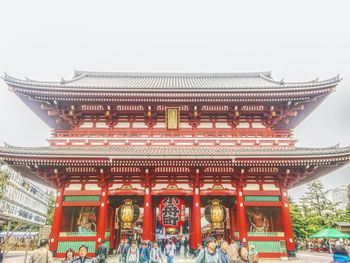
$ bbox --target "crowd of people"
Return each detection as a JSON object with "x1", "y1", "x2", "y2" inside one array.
[
  {"x1": 26, "y1": 236, "x2": 260, "y2": 263},
  {"x1": 195, "y1": 237, "x2": 258, "y2": 263},
  {"x1": 21, "y1": 235, "x2": 350, "y2": 263},
  {"x1": 295, "y1": 238, "x2": 350, "y2": 254}
]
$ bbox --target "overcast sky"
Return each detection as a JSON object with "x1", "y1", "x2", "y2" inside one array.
[{"x1": 0, "y1": 0, "x2": 349, "y2": 201}]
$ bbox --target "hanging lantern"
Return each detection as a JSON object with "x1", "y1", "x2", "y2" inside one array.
[
  {"x1": 165, "y1": 227, "x2": 178, "y2": 235},
  {"x1": 118, "y1": 199, "x2": 140, "y2": 229},
  {"x1": 159, "y1": 197, "x2": 185, "y2": 228},
  {"x1": 204, "y1": 199, "x2": 227, "y2": 229}
]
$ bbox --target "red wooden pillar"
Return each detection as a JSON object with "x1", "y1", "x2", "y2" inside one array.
[
  {"x1": 152, "y1": 206, "x2": 157, "y2": 242},
  {"x1": 229, "y1": 207, "x2": 235, "y2": 242},
  {"x1": 142, "y1": 186, "x2": 153, "y2": 241},
  {"x1": 96, "y1": 184, "x2": 109, "y2": 249},
  {"x1": 49, "y1": 186, "x2": 64, "y2": 252},
  {"x1": 236, "y1": 182, "x2": 248, "y2": 244},
  {"x1": 280, "y1": 184, "x2": 295, "y2": 256},
  {"x1": 191, "y1": 185, "x2": 201, "y2": 249},
  {"x1": 109, "y1": 207, "x2": 116, "y2": 251}
]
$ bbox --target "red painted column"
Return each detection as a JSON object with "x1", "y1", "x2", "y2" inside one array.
[
  {"x1": 191, "y1": 185, "x2": 202, "y2": 249},
  {"x1": 236, "y1": 182, "x2": 248, "y2": 245},
  {"x1": 229, "y1": 207, "x2": 235, "y2": 242},
  {"x1": 49, "y1": 186, "x2": 64, "y2": 252},
  {"x1": 142, "y1": 186, "x2": 153, "y2": 241},
  {"x1": 280, "y1": 184, "x2": 295, "y2": 256},
  {"x1": 96, "y1": 184, "x2": 109, "y2": 249},
  {"x1": 109, "y1": 207, "x2": 116, "y2": 251}
]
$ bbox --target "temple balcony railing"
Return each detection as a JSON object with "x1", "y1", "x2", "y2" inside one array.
[{"x1": 51, "y1": 128, "x2": 294, "y2": 139}]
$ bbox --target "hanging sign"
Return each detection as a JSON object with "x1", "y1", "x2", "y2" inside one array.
[{"x1": 159, "y1": 197, "x2": 185, "y2": 228}]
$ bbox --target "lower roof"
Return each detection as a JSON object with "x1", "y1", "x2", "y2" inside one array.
[
  {"x1": 1, "y1": 144, "x2": 350, "y2": 159},
  {"x1": 1, "y1": 144, "x2": 349, "y2": 189}
]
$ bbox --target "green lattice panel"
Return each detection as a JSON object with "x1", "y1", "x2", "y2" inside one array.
[
  {"x1": 248, "y1": 241, "x2": 287, "y2": 253},
  {"x1": 60, "y1": 232, "x2": 96, "y2": 237},
  {"x1": 64, "y1": 195, "x2": 100, "y2": 202},
  {"x1": 57, "y1": 241, "x2": 96, "y2": 253},
  {"x1": 105, "y1": 232, "x2": 110, "y2": 238},
  {"x1": 248, "y1": 232, "x2": 284, "y2": 237},
  {"x1": 244, "y1": 196, "x2": 280, "y2": 202}
]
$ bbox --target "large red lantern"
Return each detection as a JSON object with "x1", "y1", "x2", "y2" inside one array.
[{"x1": 159, "y1": 197, "x2": 185, "y2": 228}]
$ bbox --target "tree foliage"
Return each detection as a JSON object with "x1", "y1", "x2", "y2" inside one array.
[
  {"x1": 45, "y1": 190, "x2": 56, "y2": 225},
  {"x1": 290, "y1": 180, "x2": 350, "y2": 238}
]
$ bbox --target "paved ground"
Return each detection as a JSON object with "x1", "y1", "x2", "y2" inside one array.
[{"x1": 3, "y1": 251, "x2": 333, "y2": 263}]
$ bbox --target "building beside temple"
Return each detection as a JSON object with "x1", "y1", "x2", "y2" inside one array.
[
  {"x1": 0, "y1": 163, "x2": 48, "y2": 226},
  {"x1": 1, "y1": 70, "x2": 350, "y2": 258}
]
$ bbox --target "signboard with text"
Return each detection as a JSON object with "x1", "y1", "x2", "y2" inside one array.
[{"x1": 159, "y1": 197, "x2": 185, "y2": 228}]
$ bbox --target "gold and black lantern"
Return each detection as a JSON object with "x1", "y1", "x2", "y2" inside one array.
[
  {"x1": 204, "y1": 199, "x2": 227, "y2": 229},
  {"x1": 117, "y1": 199, "x2": 140, "y2": 229}
]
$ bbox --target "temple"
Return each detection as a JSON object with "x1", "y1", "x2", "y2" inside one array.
[{"x1": 1, "y1": 70, "x2": 350, "y2": 258}]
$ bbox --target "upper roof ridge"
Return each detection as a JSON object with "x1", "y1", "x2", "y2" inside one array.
[{"x1": 74, "y1": 70, "x2": 272, "y2": 78}]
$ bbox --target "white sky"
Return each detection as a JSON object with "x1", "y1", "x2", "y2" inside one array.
[{"x1": 0, "y1": 0, "x2": 349, "y2": 200}]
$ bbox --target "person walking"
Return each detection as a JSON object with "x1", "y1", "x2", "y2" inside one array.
[
  {"x1": 62, "y1": 248, "x2": 75, "y2": 263},
  {"x1": 227, "y1": 240, "x2": 239, "y2": 263},
  {"x1": 29, "y1": 238, "x2": 54, "y2": 263},
  {"x1": 218, "y1": 240, "x2": 230, "y2": 263},
  {"x1": 126, "y1": 241, "x2": 139, "y2": 263},
  {"x1": 183, "y1": 237, "x2": 189, "y2": 257},
  {"x1": 139, "y1": 241, "x2": 150, "y2": 263},
  {"x1": 236, "y1": 246, "x2": 251, "y2": 263},
  {"x1": 195, "y1": 237, "x2": 220, "y2": 263},
  {"x1": 72, "y1": 245, "x2": 96, "y2": 263},
  {"x1": 150, "y1": 242, "x2": 162, "y2": 263},
  {"x1": 96, "y1": 240, "x2": 108, "y2": 263},
  {"x1": 165, "y1": 240, "x2": 176, "y2": 263},
  {"x1": 117, "y1": 240, "x2": 126, "y2": 262},
  {"x1": 121, "y1": 240, "x2": 131, "y2": 263}
]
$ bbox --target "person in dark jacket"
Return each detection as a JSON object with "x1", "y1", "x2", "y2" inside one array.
[
  {"x1": 218, "y1": 240, "x2": 230, "y2": 263},
  {"x1": 96, "y1": 240, "x2": 108, "y2": 263},
  {"x1": 139, "y1": 242, "x2": 150, "y2": 263},
  {"x1": 72, "y1": 245, "x2": 96, "y2": 263},
  {"x1": 333, "y1": 245, "x2": 350, "y2": 263},
  {"x1": 195, "y1": 236, "x2": 220, "y2": 263}
]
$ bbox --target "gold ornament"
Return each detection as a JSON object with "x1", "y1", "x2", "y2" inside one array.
[
  {"x1": 118, "y1": 199, "x2": 140, "y2": 229},
  {"x1": 166, "y1": 227, "x2": 178, "y2": 235},
  {"x1": 204, "y1": 199, "x2": 227, "y2": 229}
]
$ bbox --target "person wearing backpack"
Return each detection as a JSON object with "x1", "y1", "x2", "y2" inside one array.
[
  {"x1": 126, "y1": 241, "x2": 139, "y2": 263},
  {"x1": 139, "y1": 242, "x2": 150, "y2": 263},
  {"x1": 28, "y1": 238, "x2": 54, "y2": 263},
  {"x1": 96, "y1": 240, "x2": 108, "y2": 263},
  {"x1": 150, "y1": 242, "x2": 162, "y2": 263},
  {"x1": 195, "y1": 236, "x2": 220, "y2": 263},
  {"x1": 121, "y1": 240, "x2": 131, "y2": 263},
  {"x1": 164, "y1": 240, "x2": 176, "y2": 263}
]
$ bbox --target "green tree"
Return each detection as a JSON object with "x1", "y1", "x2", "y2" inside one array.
[
  {"x1": 45, "y1": 190, "x2": 56, "y2": 225},
  {"x1": 300, "y1": 180, "x2": 336, "y2": 227},
  {"x1": 289, "y1": 198, "x2": 308, "y2": 238}
]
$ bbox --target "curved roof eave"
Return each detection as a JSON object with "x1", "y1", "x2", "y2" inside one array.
[
  {"x1": 2, "y1": 72, "x2": 341, "y2": 93},
  {"x1": 1, "y1": 145, "x2": 350, "y2": 160}
]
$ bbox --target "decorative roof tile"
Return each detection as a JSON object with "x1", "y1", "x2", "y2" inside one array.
[
  {"x1": 2, "y1": 70, "x2": 341, "y2": 91},
  {"x1": 1, "y1": 144, "x2": 350, "y2": 159}
]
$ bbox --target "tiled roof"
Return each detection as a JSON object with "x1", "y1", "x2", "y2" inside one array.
[
  {"x1": 2, "y1": 70, "x2": 341, "y2": 91},
  {"x1": 1, "y1": 144, "x2": 350, "y2": 159}
]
